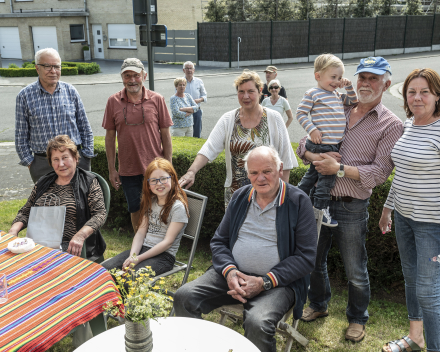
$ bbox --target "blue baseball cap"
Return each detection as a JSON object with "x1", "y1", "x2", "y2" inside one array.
[{"x1": 354, "y1": 56, "x2": 392, "y2": 76}]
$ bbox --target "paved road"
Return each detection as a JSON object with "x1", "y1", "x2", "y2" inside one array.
[{"x1": 1, "y1": 52, "x2": 440, "y2": 203}]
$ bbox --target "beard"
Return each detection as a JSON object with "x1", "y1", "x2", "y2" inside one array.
[{"x1": 357, "y1": 87, "x2": 383, "y2": 104}]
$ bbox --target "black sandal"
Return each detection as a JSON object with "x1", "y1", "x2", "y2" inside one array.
[{"x1": 382, "y1": 335, "x2": 422, "y2": 352}]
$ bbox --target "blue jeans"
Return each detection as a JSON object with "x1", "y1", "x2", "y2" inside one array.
[
  {"x1": 119, "y1": 174, "x2": 144, "y2": 213},
  {"x1": 192, "y1": 110, "x2": 202, "y2": 138},
  {"x1": 394, "y1": 211, "x2": 440, "y2": 351},
  {"x1": 174, "y1": 267, "x2": 295, "y2": 352},
  {"x1": 297, "y1": 140, "x2": 339, "y2": 209},
  {"x1": 308, "y1": 198, "x2": 370, "y2": 325}
]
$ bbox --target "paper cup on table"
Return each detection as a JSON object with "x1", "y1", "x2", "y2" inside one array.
[{"x1": 0, "y1": 273, "x2": 8, "y2": 304}]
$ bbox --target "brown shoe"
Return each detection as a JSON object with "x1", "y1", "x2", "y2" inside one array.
[
  {"x1": 300, "y1": 307, "x2": 329, "y2": 322},
  {"x1": 345, "y1": 323, "x2": 366, "y2": 342}
]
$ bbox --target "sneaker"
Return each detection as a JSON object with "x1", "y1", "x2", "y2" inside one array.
[{"x1": 321, "y1": 207, "x2": 338, "y2": 227}]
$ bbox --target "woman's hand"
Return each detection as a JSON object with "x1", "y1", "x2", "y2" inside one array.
[
  {"x1": 179, "y1": 170, "x2": 196, "y2": 189},
  {"x1": 67, "y1": 233, "x2": 86, "y2": 257},
  {"x1": 122, "y1": 256, "x2": 138, "y2": 271},
  {"x1": 8, "y1": 222, "x2": 24, "y2": 237},
  {"x1": 379, "y1": 207, "x2": 393, "y2": 234}
]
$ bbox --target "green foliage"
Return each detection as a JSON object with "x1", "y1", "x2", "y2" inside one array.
[
  {"x1": 61, "y1": 61, "x2": 100, "y2": 74},
  {"x1": 21, "y1": 62, "x2": 34, "y2": 68},
  {"x1": 377, "y1": 0, "x2": 398, "y2": 15},
  {"x1": 0, "y1": 68, "x2": 39, "y2": 77},
  {"x1": 251, "y1": 0, "x2": 295, "y2": 21},
  {"x1": 350, "y1": 0, "x2": 377, "y2": 17},
  {"x1": 82, "y1": 45, "x2": 90, "y2": 51},
  {"x1": 8, "y1": 63, "x2": 19, "y2": 69},
  {"x1": 294, "y1": 0, "x2": 317, "y2": 20},
  {"x1": 402, "y1": 0, "x2": 423, "y2": 14},
  {"x1": 91, "y1": 137, "x2": 403, "y2": 291},
  {"x1": 225, "y1": 0, "x2": 253, "y2": 21},
  {"x1": 61, "y1": 67, "x2": 78, "y2": 76},
  {"x1": 204, "y1": 0, "x2": 228, "y2": 22}
]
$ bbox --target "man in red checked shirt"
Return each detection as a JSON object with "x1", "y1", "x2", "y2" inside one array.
[{"x1": 173, "y1": 146, "x2": 317, "y2": 352}]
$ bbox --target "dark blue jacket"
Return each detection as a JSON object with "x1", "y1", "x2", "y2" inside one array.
[{"x1": 211, "y1": 181, "x2": 317, "y2": 319}]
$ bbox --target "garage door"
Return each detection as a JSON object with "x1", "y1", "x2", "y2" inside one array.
[
  {"x1": 0, "y1": 27, "x2": 22, "y2": 59},
  {"x1": 32, "y1": 26, "x2": 58, "y2": 54}
]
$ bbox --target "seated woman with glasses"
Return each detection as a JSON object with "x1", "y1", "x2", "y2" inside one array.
[
  {"x1": 102, "y1": 158, "x2": 189, "y2": 276},
  {"x1": 261, "y1": 79, "x2": 294, "y2": 128},
  {"x1": 170, "y1": 78, "x2": 199, "y2": 137}
]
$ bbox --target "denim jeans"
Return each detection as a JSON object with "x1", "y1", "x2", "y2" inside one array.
[
  {"x1": 102, "y1": 246, "x2": 175, "y2": 276},
  {"x1": 308, "y1": 198, "x2": 370, "y2": 325},
  {"x1": 394, "y1": 211, "x2": 440, "y2": 351},
  {"x1": 297, "y1": 140, "x2": 339, "y2": 209},
  {"x1": 192, "y1": 110, "x2": 202, "y2": 138},
  {"x1": 174, "y1": 267, "x2": 295, "y2": 352}
]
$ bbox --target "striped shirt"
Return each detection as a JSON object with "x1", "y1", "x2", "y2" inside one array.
[
  {"x1": 15, "y1": 79, "x2": 94, "y2": 166},
  {"x1": 296, "y1": 86, "x2": 358, "y2": 144},
  {"x1": 297, "y1": 102, "x2": 404, "y2": 200},
  {"x1": 384, "y1": 118, "x2": 440, "y2": 223}
]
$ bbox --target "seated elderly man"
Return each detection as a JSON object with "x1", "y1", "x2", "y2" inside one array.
[{"x1": 174, "y1": 146, "x2": 317, "y2": 352}]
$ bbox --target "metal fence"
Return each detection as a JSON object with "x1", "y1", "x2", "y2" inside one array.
[
  {"x1": 153, "y1": 30, "x2": 197, "y2": 63},
  {"x1": 198, "y1": 14, "x2": 439, "y2": 66}
]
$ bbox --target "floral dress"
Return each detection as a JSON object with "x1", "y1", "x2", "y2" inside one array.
[{"x1": 224, "y1": 108, "x2": 270, "y2": 206}]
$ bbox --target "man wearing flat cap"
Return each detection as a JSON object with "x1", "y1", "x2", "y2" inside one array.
[
  {"x1": 259, "y1": 65, "x2": 287, "y2": 103},
  {"x1": 102, "y1": 58, "x2": 173, "y2": 233},
  {"x1": 296, "y1": 57, "x2": 403, "y2": 342}
]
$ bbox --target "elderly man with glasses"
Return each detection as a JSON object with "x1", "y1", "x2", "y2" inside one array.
[
  {"x1": 102, "y1": 58, "x2": 173, "y2": 234},
  {"x1": 15, "y1": 48, "x2": 94, "y2": 183}
]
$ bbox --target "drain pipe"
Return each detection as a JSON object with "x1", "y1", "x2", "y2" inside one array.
[
  {"x1": 84, "y1": 0, "x2": 90, "y2": 46},
  {"x1": 10, "y1": 0, "x2": 13, "y2": 13}
]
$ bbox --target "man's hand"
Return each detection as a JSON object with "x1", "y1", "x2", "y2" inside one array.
[
  {"x1": 109, "y1": 169, "x2": 121, "y2": 190},
  {"x1": 310, "y1": 129, "x2": 322, "y2": 144},
  {"x1": 325, "y1": 151, "x2": 342, "y2": 163},
  {"x1": 233, "y1": 271, "x2": 264, "y2": 299},
  {"x1": 195, "y1": 98, "x2": 203, "y2": 104},
  {"x1": 27, "y1": 162, "x2": 32, "y2": 170},
  {"x1": 340, "y1": 77, "x2": 352, "y2": 88},
  {"x1": 226, "y1": 270, "x2": 247, "y2": 303},
  {"x1": 313, "y1": 153, "x2": 340, "y2": 175}
]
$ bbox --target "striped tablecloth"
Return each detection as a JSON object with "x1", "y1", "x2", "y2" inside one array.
[{"x1": 0, "y1": 231, "x2": 121, "y2": 352}]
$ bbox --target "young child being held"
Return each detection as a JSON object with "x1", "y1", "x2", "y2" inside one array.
[
  {"x1": 103, "y1": 158, "x2": 189, "y2": 275},
  {"x1": 296, "y1": 53, "x2": 358, "y2": 227}
]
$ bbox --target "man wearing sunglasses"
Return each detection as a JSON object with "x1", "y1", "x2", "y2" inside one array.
[
  {"x1": 102, "y1": 58, "x2": 173, "y2": 234},
  {"x1": 15, "y1": 48, "x2": 94, "y2": 183}
]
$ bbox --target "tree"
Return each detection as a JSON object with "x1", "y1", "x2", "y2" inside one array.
[
  {"x1": 294, "y1": 0, "x2": 317, "y2": 20},
  {"x1": 321, "y1": 0, "x2": 340, "y2": 18},
  {"x1": 204, "y1": 0, "x2": 228, "y2": 22},
  {"x1": 402, "y1": 0, "x2": 423, "y2": 15},
  {"x1": 225, "y1": 0, "x2": 253, "y2": 21},
  {"x1": 377, "y1": 0, "x2": 398, "y2": 15},
  {"x1": 251, "y1": 0, "x2": 295, "y2": 21},
  {"x1": 350, "y1": 0, "x2": 377, "y2": 17}
]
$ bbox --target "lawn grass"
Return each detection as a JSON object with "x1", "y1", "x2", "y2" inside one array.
[{"x1": 0, "y1": 199, "x2": 411, "y2": 352}]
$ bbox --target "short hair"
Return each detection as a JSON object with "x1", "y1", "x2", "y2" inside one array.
[
  {"x1": 268, "y1": 79, "x2": 281, "y2": 89},
  {"x1": 382, "y1": 71, "x2": 392, "y2": 83},
  {"x1": 402, "y1": 68, "x2": 440, "y2": 119},
  {"x1": 233, "y1": 70, "x2": 264, "y2": 93},
  {"x1": 314, "y1": 53, "x2": 344, "y2": 74},
  {"x1": 46, "y1": 135, "x2": 80, "y2": 167},
  {"x1": 243, "y1": 146, "x2": 282, "y2": 172},
  {"x1": 174, "y1": 77, "x2": 187, "y2": 87},
  {"x1": 35, "y1": 48, "x2": 61, "y2": 65},
  {"x1": 183, "y1": 61, "x2": 194, "y2": 69}
]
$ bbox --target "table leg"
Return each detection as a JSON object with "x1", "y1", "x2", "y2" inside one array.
[{"x1": 89, "y1": 313, "x2": 108, "y2": 336}]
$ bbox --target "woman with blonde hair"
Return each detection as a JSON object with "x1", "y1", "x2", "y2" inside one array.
[{"x1": 179, "y1": 70, "x2": 296, "y2": 207}]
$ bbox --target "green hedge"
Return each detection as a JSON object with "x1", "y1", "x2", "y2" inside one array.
[
  {"x1": 20, "y1": 61, "x2": 100, "y2": 75},
  {"x1": 0, "y1": 67, "x2": 78, "y2": 77},
  {"x1": 91, "y1": 137, "x2": 402, "y2": 291}
]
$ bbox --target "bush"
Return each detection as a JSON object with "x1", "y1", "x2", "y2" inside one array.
[
  {"x1": 8, "y1": 63, "x2": 19, "y2": 69},
  {"x1": 62, "y1": 61, "x2": 100, "y2": 74},
  {"x1": 0, "y1": 68, "x2": 39, "y2": 77},
  {"x1": 91, "y1": 137, "x2": 403, "y2": 291},
  {"x1": 22, "y1": 62, "x2": 34, "y2": 68}
]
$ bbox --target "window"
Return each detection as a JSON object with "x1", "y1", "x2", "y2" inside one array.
[
  {"x1": 70, "y1": 24, "x2": 85, "y2": 42},
  {"x1": 108, "y1": 24, "x2": 137, "y2": 49}
]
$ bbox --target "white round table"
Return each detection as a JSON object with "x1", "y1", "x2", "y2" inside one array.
[{"x1": 75, "y1": 317, "x2": 260, "y2": 352}]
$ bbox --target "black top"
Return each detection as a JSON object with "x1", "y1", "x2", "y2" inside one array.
[{"x1": 260, "y1": 84, "x2": 287, "y2": 103}]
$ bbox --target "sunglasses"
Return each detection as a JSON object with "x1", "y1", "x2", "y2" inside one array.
[{"x1": 269, "y1": 86, "x2": 279, "y2": 90}]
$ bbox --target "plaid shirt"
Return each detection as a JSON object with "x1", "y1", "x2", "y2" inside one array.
[{"x1": 15, "y1": 79, "x2": 94, "y2": 166}]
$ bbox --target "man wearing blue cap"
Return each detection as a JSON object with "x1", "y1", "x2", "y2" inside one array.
[{"x1": 296, "y1": 57, "x2": 403, "y2": 342}]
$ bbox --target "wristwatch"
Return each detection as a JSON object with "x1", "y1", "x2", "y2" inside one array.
[
  {"x1": 262, "y1": 276, "x2": 273, "y2": 291},
  {"x1": 337, "y1": 163, "x2": 345, "y2": 178}
]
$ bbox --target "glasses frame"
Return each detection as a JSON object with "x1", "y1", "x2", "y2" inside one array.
[
  {"x1": 147, "y1": 176, "x2": 171, "y2": 185},
  {"x1": 123, "y1": 102, "x2": 145, "y2": 126},
  {"x1": 37, "y1": 64, "x2": 62, "y2": 72},
  {"x1": 269, "y1": 86, "x2": 280, "y2": 90}
]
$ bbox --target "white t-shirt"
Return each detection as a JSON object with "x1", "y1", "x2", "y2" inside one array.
[
  {"x1": 143, "y1": 199, "x2": 188, "y2": 256},
  {"x1": 261, "y1": 96, "x2": 291, "y2": 117}
]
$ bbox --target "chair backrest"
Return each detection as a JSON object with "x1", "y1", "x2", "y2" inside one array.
[
  {"x1": 90, "y1": 171, "x2": 111, "y2": 223},
  {"x1": 180, "y1": 189, "x2": 208, "y2": 285}
]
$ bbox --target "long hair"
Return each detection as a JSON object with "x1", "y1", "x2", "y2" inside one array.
[
  {"x1": 402, "y1": 68, "x2": 440, "y2": 119},
  {"x1": 137, "y1": 158, "x2": 189, "y2": 230}
]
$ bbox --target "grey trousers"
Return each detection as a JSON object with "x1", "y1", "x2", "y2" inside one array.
[
  {"x1": 29, "y1": 153, "x2": 92, "y2": 183},
  {"x1": 173, "y1": 267, "x2": 295, "y2": 352}
]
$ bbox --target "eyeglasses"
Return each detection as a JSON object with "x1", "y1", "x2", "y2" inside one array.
[
  {"x1": 37, "y1": 64, "x2": 62, "y2": 71},
  {"x1": 184, "y1": 67, "x2": 194, "y2": 71},
  {"x1": 123, "y1": 104, "x2": 145, "y2": 126},
  {"x1": 147, "y1": 176, "x2": 171, "y2": 185},
  {"x1": 269, "y1": 86, "x2": 279, "y2": 90}
]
